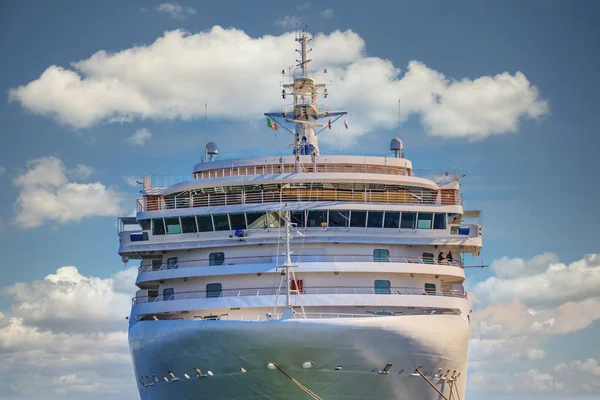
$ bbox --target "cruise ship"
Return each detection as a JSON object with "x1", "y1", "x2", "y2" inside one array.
[{"x1": 118, "y1": 29, "x2": 483, "y2": 400}]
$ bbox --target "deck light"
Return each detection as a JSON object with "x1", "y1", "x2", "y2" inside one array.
[
  {"x1": 302, "y1": 361, "x2": 314, "y2": 369},
  {"x1": 266, "y1": 363, "x2": 277, "y2": 370}
]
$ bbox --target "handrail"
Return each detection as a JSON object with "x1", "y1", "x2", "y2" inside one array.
[
  {"x1": 132, "y1": 285, "x2": 467, "y2": 304},
  {"x1": 137, "y1": 254, "x2": 464, "y2": 273}
]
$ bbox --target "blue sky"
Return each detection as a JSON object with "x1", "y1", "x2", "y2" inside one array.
[{"x1": 1, "y1": 0, "x2": 599, "y2": 398}]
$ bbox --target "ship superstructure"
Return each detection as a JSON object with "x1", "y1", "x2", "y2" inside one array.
[{"x1": 118, "y1": 29, "x2": 483, "y2": 400}]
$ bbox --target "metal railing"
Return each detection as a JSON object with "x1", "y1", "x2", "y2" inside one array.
[
  {"x1": 137, "y1": 254, "x2": 464, "y2": 273},
  {"x1": 132, "y1": 285, "x2": 467, "y2": 304}
]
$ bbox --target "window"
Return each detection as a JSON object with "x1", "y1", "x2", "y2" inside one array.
[
  {"x1": 349, "y1": 210, "x2": 367, "y2": 227},
  {"x1": 152, "y1": 218, "x2": 166, "y2": 235},
  {"x1": 367, "y1": 211, "x2": 384, "y2": 228},
  {"x1": 163, "y1": 288, "x2": 174, "y2": 301},
  {"x1": 422, "y1": 252, "x2": 434, "y2": 264},
  {"x1": 229, "y1": 213, "x2": 247, "y2": 230},
  {"x1": 181, "y1": 216, "x2": 197, "y2": 233},
  {"x1": 206, "y1": 283, "x2": 222, "y2": 298},
  {"x1": 373, "y1": 249, "x2": 390, "y2": 262},
  {"x1": 329, "y1": 210, "x2": 349, "y2": 227},
  {"x1": 307, "y1": 210, "x2": 327, "y2": 227},
  {"x1": 213, "y1": 214, "x2": 230, "y2": 231},
  {"x1": 209, "y1": 252, "x2": 225, "y2": 266},
  {"x1": 196, "y1": 215, "x2": 213, "y2": 232},
  {"x1": 383, "y1": 211, "x2": 400, "y2": 228},
  {"x1": 374, "y1": 280, "x2": 391, "y2": 294},
  {"x1": 433, "y1": 213, "x2": 447, "y2": 230},
  {"x1": 417, "y1": 212, "x2": 433, "y2": 229},
  {"x1": 165, "y1": 217, "x2": 181, "y2": 234},
  {"x1": 167, "y1": 257, "x2": 178, "y2": 269},
  {"x1": 376, "y1": 311, "x2": 392, "y2": 316},
  {"x1": 425, "y1": 283, "x2": 437, "y2": 295},
  {"x1": 400, "y1": 212, "x2": 416, "y2": 229},
  {"x1": 291, "y1": 211, "x2": 306, "y2": 227},
  {"x1": 246, "y1": 212, "x2": 266, "y2": 229}
]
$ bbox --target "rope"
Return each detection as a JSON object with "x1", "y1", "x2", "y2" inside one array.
[{"x1": 274, "y1": 364, "x2": 324, "y2": 400}]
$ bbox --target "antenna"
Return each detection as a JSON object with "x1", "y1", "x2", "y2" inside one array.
[
  {"x1": 204, "y1": 101, "x2": 208, "y2": 163},
  {"x1": 398, "y1": 99, "x2": 401, "y2": 135}
]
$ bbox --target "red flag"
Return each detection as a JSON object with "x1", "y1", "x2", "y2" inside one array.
[{"x1": 327, "y1": 118, "x2": 332, "y2": 130}]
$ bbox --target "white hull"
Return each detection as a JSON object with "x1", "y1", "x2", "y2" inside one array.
[{"x1": 129, "y1": 315, "x2": 469, "y2": 399}]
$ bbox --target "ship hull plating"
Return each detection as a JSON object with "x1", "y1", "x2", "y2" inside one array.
[{"x1": 129, "y1": 315, "x2": 469, "y2": 399}]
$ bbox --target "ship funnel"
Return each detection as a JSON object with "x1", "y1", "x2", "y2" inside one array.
[{"x1": 390, "y1": 138, "x2": 403, "y2": 158}]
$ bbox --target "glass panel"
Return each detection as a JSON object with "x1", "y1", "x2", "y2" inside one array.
[
  {"x1": 246, "y1": 212, "x2": 266, "y2": 229},
  {"x1": 423, "y1": 252, "x2": 434, "y2": 264},
  {"x1": 163, "y1": 288, "x2": 174, "y2": 301},
  {"x1": 329, "y1": 210, "x2": 349, "y2": 227},
  {"x1": 229, "y1": 213, "x2": 246, "y2": 230},
  {"x1": 206, "y1": 283, "x2": 222, "y2": 298},
  {"x1": 167, "y1": 257, "x2": 178, "y2": 269},
  {"x1": 400, "y1": 212, "x2": 416, "y2": 229},
  {"x1": 152, "y1": 219, "x2": 166, "y2": 235},
  {"x1": 266, "y1": 211, "x2": 285, "y2": 228},
  {"x1": 367, "y1": 211, "x2": 384, "y2": 228},
  {"x1": 349, "y1": 210, "x2": 367, "y2": 227},
  {"x1": 417, "y1": 212, "x2": 433, "y2": 229},
  {"x1": 209, "y1": 252, "x2": 225, "y2": 266},
  {"x1": 376, "y1": 311, "x2": 392, "y2": 316},
  {"x1": 425, "y1": 283, "x2": 437, "y2": 295},
  {"x1": 307, "y1": 210, "x2": 327, "y2": 227},
  {"x1": 373, "y1": 249, "x2": 390, "y2": 262},
  {"x1": 165, "y1": 217, "x2": 181, "y2": 234},
  {"x1": 374, "y1": 280, "x2": 391, "y2": 294},
  {"x1": 181, "y1": 216, "x2": 197, "y2": 233},
  {"x1": 196, "y1": 215, "x2": 213, "y2": 232},
  {"x1": 433, "y1": 213, "x2": 447, "y2": 229},
  {"x1": 291, "y1": 211, "x2": 306, "y2": 227},
  {"x1": 383, "y1": 211, "x2": 400, "y2": 228},
  {"x1": 213, "y1": 214, "x2": 230, "y2": 231}
]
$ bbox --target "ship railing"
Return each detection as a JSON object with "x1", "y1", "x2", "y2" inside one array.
[
  {"x1": 300, "y1": 312, "x2": 387, "y2": 319},
  {"x1": 138, "y1": 254, "x2": 464, "y2": 273},
  {"x1": 132, "y1": 285, "x2": 467, "y2": 304}
]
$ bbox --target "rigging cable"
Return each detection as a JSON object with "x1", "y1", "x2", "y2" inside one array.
[{"x1": 274, "y1": 363, "x2": 324, "y2": 400}]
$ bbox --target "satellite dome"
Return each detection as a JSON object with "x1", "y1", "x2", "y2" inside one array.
[
  {"x1": 206, "y1": 142, "x2": 219, "y2": 155},
  {"x1": 390, "y1": 138, "x2": 403, "y2": 151}
]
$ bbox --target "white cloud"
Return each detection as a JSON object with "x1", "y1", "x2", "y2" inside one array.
[
  {"x1": 321, "y1": 8, "x2": 334, "y2": 18},
  {"x1": 12, "y1": 156, "x2": 124, "y2": 228},
  {"x1": 275, "y1": 15, "x2": 301, "y2": 29},
  {"x1": 156, "y1": 2, "x2": 197, "y2": 19},
  {"x1": 8, "y1": 27, "x2": 549, "y2": 142},
  {"x1": 473, "y1": 253, "x2": 600, "y2": 308},
  {"x1": 72, "y1": 164, "x2": 95, "y2": 179},
  {"x1": 0, "y1": 165, "x2": 6, "y2": 176},
  {"x1": 128, "y1": 127, "x2": 152, "y2": 145},
  {"x1": 123, "y1": 176, "x2": 141, "y2": 187}
]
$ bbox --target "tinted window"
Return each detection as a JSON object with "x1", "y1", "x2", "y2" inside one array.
[
  {"x1": 367, "y1": 211, "x2": 384, "y2": 228},
  {"x1": 350, "y1": 210, "x2": 367, "y2": 227},
  {"x1": 246, "y1": 212, "x2": 266, "y2": 229},
  {"x1": 213, "y1": 214, "x2": 230, "y2": 231},
  {"x1": 374, "y1": 280, "x2": 391, "y2": 294},
  {"x1": 206, "y1": 283, "x2": 222, "y2": 298},
  {"x1": 196, "y1": 215, "x2": 213, "y2": 232},
  {"x1": 163, "y1": 288, "x2": 174, "y2": 301},
  {"x1": 423, "y1": 252, "x2": 434, "y2": 264},
  {"x1": 152, "y1": 219, "x2": 165, "y2": 235},
  {"x1": 329, "y1": 210, "x2": 349, "y2": 227},
  {"x1": 291, "y1": 211, "x2": 306, "y2": 227},
  {"x1": 383, "y1": 211, "x2": 400, "y2": 228},
  {"x1": 425, "y1": 283, "x2": 437, "y2": 295},
  {"x1": 433, "y1": 213, "x2": 447, "y2": 229},
  {"x1": 229, "y1": 213, "x2": 246, "y2": 230},
  {"x1": 167, "y1": 257, "x2": 178, "y2": 269},
  {"x1": 373, "y1": 249, "x2": 390, "y2": 262},
  {"x1": 181, "y1": 216, "x2": 197, "y2": 233},
  {"x1": 209, "y1": 252, "x2": 225, "y2": 266},
  {"x1": 417, "y1": 212, "x2": 433, "y2": 229},
  {"x1": 400, "y1": 212, "x2": 416, "y2": 229},
  {"x1": 307, "y1": 210, "x2": 327, "y2": 227},
  {"x1": 165, "y1": 217, "x2": 181, "y2": 234}
]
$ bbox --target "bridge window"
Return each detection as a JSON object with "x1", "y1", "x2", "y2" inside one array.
[
  {"x1": 229, "y1": 213, "x2": 247, "y2": 230},
  {"x1": 163, "y1": 288, "x2": 174, "y2": 301},
  {"x1": 373, "y1": 249, "x2": 390, "y2": 262},
  {"x1": 425, "y1": 283, "x2": 437, "y2": 295},
  {"x1": 167, "y1": 257, "x2": 178, "y2": 269},
  {"x1": 213, "y1": 214, "x2": 230, "y2": 231},
  {"x1": 350, "y1": 210, "x2": 367, "y2": 227},
  {"x1": 165, "y1": 217, "x2": 181, "y2": 234},
  {"x1": 246, "y1": 212, "x2": 266, "y2": 229},
  {"x1": 152, "y1": 218, "x2": 166, "y2": 235},
  {"x1": 367, "y1": 211, "x2": 384, "y2": 228},
  {"x1": 209, "y1": 252, "x2": 225, "y2": 266},
  {"x1": 196, "y1": 215, "x2": 214, "y2": 232},
  {"x1": 206, "y1": 283, "x2": 222, "y2": 298},
  {"x1": 400, "y1": 212, "x2": 416, "y2": 229},
  {"x1": 433, "y1": 213, "x2": 447, "y2": 229},
  {"x1": 329, "y1": 210, "x2": 349, "y2": 227},
  {"x1": 307, "y1": 210, "x2": 327, "y2": 227},
  {"x1": 374, "y1": 280, "x2": 391, "y2": 294},
  {"x1": 417, "y1": 212, "x2": 433, "y2": 229},
  {"x1": 383, "y1": 211, "x2": 400, "y2": 228},
  {"x1": 181, "y1": 216, "x2": 197, "y2": 233}
]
